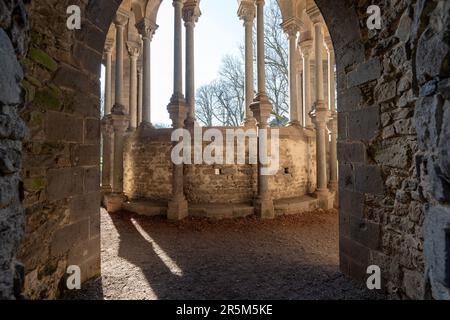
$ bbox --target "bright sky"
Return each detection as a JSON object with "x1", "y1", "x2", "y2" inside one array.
[
  {"x1": 152, "y1": 0, "x2": 243, "y2": 125},
  {"x1": 101, "y1": 0, "x2": 241, "y2": 126}
]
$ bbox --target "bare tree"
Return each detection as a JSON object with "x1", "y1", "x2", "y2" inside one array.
[{"x1": 196, "y1": 0, "x2": 288, "y2": 127}]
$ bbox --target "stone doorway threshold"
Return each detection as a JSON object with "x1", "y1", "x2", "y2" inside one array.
[{"x1": 122, "y1": 195, "x2": 320, "y2": 219}]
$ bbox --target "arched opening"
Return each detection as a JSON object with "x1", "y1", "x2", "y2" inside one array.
[{"x1": 6, "y1": 0, "x2": 445, "y2": 300}]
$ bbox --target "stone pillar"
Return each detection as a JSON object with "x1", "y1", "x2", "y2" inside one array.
[
  {"x1": 238, "y1": 0, "x2": 256, "y2": 126},
  {"x1": 250, "y1": 0, "x2": 274, "y2": 219},
  {"x1": 167, "y1": 0, "x2": 189, "y2": 221},
  {"x1": 126, "y1": 41, "x2": 140, "y2": 130},
  {"x1": 326, "y1": 37, "x2": 338, "y2": 191},
  {"x1": 112, "y1": 12, "x2": 128, "y2": 114},
  {"x1": 282, "y1": 18, "x2": 302, "y2": 126},
  {"x1": 101, "y1": 119, "x2": 113, "y2": 193},
  {"x1": 183, "y1": 1, "x2": 201, "y2": 128},
  {"x1": 300, "y1": 40, "x2": 313, "y2": 128},
  {"x1": 309, "y1": 14, "x2": 332, "y2": 209},
  {"x1": 104, "y1": 40, "x2": 114, "y2": 115},
  {"x1": 136, "y1": 18, "x2": 158, "y2": 127},
  {"x1": 296, "y1": 51, "x2": 304, "y2": 126},
  {"x1": 137, "y1": 62, "x2": 143, "y2": 125},
  {"x1": 103, "y1": 109, "x2": 129, "y2": 213}
]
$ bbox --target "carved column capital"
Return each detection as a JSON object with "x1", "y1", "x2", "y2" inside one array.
[
  {"x1": 136, "y1": 18, "x2": 159, "y2": 41},
  {"x1": 126, "y1": 41, "x2": 141, "y2": 59},
  {"x1": 299, "y1": 39, "x2": 313, "y2": 56},
  {"x1": 183, "y1": 1, "x2": 201, "y2": 26},
  {"x1": 114, "y1": 9, "x2": 128, "y2": 26},
  {"x1": 237, "y1": 0, "x2": 256, "y2": 24},
  {"x1": 281, "y1": 17, "x2": 303, "y2": 39},
  {"x1": 104, "y1": 38, "x2": 114, "y2": 54},
  {"x1": 306, "y1": 5, "x2": 323, "y2": 26}
]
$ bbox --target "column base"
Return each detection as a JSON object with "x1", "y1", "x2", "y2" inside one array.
[
  {"x1": 167, "y1": 196, "x2": 189, "y2": 220},
  {"x1": 287, "y1": 120, "x2": 301, "y2": 127},
  {"x1": 329, "y1": 180, "x2": 338, "y2": 192},
  {"x1": 315, "y1": 189, "x2": 334, "y2": 210},
  {"x1": 103, "y1": 192, "x2": 126, "y2": 213},
  {"x1": 254, "y1": 196, "x2": 275, "y2": 219},
  {"x1": 101, "y1": 185, "x2": 112, "y2": 195},
  {"x1": 111, "y1": 103, "x2": 126, "y2": 115},
  {"x1": 243, "y1": 117, "x2": 257, "y2": 127},
  {"x1": 185, "y1": 117, "x2": 198, "y2": 129}
]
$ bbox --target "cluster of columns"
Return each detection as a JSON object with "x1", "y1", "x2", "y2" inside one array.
[
  {"x1": 101, "y1": 0, "x2": 338, "y2": 216},
  {"x1": 282, "y1": 7, "x2": 338, "y2": 206}
]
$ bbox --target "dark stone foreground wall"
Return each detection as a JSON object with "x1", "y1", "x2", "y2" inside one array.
[{"x1": 0, "y1": 0, "x2": 29, "y2": 299}]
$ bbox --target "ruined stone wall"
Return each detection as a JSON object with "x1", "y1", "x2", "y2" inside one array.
[
  {"x1": 317, "y1": 0, "x2": 449, "y2": 299},
  {"x1": 269, "y1": 128, "x2": 317, "y2": 199},
  {"x1": 14, "y1": 0, "x2": 119, "y2": 299},
  {"x1": 124, "y1": 129, "x2": 173, "y2": 201},
  {"x1": 412, "y1": 0, "x2": 450, "y2": 300},
  {"x1": 124, "y1": 127, "x2": 315, "y2": 204},
  {"x1": 0, "y1": 0, "x2": 28, "y2": 300}
]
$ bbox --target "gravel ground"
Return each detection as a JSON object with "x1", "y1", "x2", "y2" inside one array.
[{"x1": 64, "y1": 208, "x2": 385, "y2": 300}]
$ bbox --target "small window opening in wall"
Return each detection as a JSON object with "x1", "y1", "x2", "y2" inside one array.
[
  {"x1": 215, "y1": 168, "x2": 223, "y2": 175},
  {"x1": 284, "y1": 167, "x2": 290, "y2": 175}
]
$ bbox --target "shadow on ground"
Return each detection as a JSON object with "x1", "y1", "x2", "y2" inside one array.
[{"x1": 64, "y1": 209, "x2": 386, "y2": 300}]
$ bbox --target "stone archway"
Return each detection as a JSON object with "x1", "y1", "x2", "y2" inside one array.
[{"x1": 0, "y1": 0, "x2": 447, "y2": 300}]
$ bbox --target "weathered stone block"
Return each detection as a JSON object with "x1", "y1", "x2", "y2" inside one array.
[
  {"x1": 340, "y1": 189, "x2": 364, "y2": 220},
  {"x1": 347, "y1": 58, "x2": 382, "y2": 88},
  {"x1": 47, "y1": 167, "x2": 84, "y2": 201},
  {"x1": 84, "y1": 166, "x2": 100, "y2": 193},
  {"x1": 69, "y1": 192, "x2": 101, "y2": 223},
  {"x1": 424, "y1": 205, "x2": 450, "y2": 300},
  {"x1": 354, "y1": 164, "x2": 384, "y2": 195},
  {"x1": 0, "y1": 29, "x2": 23, "y2": 105},
  {"x1": 338, "y1": 142, "x2": 366, "y2": 163},
  {"x1": 45, "y1": 111, "x2": 83, "y2": 143},
  {"x1": 348, "y1": 106, "x2": 380, "y2": 142},
  {"x1": 50, "y1": 219, "x2": 89, "y2": 257},
  {"x1": 349, "y1": 217, "x2": 381, "y2": 250}
]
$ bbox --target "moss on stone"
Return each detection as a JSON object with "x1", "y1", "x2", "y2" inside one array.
[
  {"x1": 25, "y1": 74, "x2": 42, "y2": 88},
  {"x1": 24, "y1": 177, "x2": 46, "y2": 192},
  {"x1": 28, "y1": 47, "x2": 58, "y2": 72},
  {"x1": 34, "y1": 87, "x2": 62, "y2": 111},
  {"x1": 21, "y1": 80, "x2": 36, "y2": 103},
  {"x1": 29, "y1": 111, "x2": 44, "y2": 127}
]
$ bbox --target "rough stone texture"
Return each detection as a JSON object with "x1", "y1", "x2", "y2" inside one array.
[
  {"x1": 0, "y1": 0, "x2": 28, "y2": 300},
  {"x1": 412, "y1": 0, "x2": 450, "y2": 300},
  {"x1": 325, "y1": 0, "x2": 431, "y2": 299},
  {"x1": 15, "y1": 0, "x2": 111, "y2": 299},
  {"x1": 0, "y1": 0, "x2": 447, "y2": 300},
  {"x1": 123, "y1": 127, "x2": 316, "y2": 205}
]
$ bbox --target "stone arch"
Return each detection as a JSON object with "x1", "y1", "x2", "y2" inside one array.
[{"x1": 7, "y1": 0, "x2": 447, "y2": 300}]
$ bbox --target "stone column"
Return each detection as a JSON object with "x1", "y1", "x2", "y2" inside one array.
[
  {"x1": 309, "y1": 14, "x2": 332, "y2": 209},
  {"x1": 126, "y1": 41, "x2": 140, "y2": 130},
  {"x1": 282, "y1": 18, "x2": 302, "y2": 126},
  {"x1": 104, "y1": 39, "x2": 114, "y2": 115},
  {"x1": 183, "y1": 1, "x2": 201, "y2": 128},
  {"x1": 250, "y1": 0, "x2": 275, "y2": 219},
  {"x1": 167, "y1": 0, "x2": 189, "y2": 220},
  {"x1": 103, "y1": 110, "x2": 129, "y2": 212},
  {"x1": 296, "y1": 51, "x2": 304, "y2": 126},
  {"x1": 112, "y1": 12, "x2": 128, "y2": 114},
  {"x1": 101, "y1": 119, "x2": 113, "y2": 193},
  {"x1": 300, "y1": 40, "x2": 313, "y2": 128},
  {"x1": 326, "y1": 37, "x2": 338, "y2": 191},
  {"x1": 238, "y1": 0, "x2": 256, "y2": 126},
  {"x1": 137, "y1": 62, "x2": 143, "y2": 125},
  {"x1": 136, "y1": 18, "x2": 158, "y2": 127}
]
